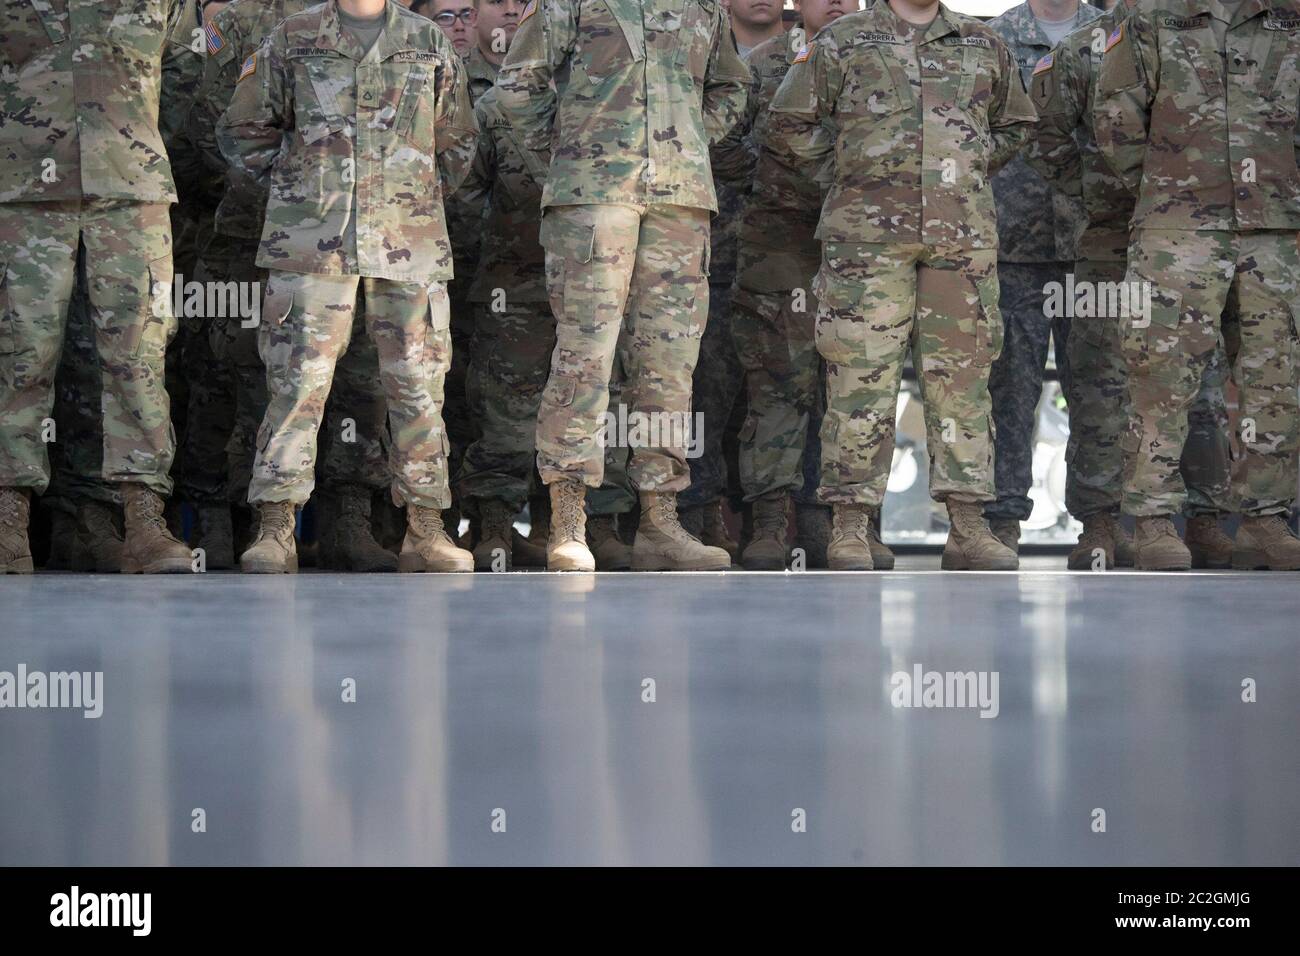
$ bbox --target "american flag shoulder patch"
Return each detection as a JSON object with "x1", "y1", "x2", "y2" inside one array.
[
  {"x1": 205, "y1": 19, "x2": 225, "y2": 55},
  {"x1": 1033, "y1": 52, "x2": 1053, "y2": 75},
  {"x1": 238, "y1": 52, "x2": 257, "y2": 82},
  {"x1": 1104, "y1": 23, "x2": 1123, "y2": 53},
  {"x1": 793, "y1": 42, "x2": 813, "y2": 64},
  {"x1": 520, "y1": 0, "x2": 537, "y2": 24}
]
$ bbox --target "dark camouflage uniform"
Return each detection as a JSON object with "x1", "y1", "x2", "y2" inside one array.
[
  {"x1": 984, "y1": 0, "x2": 1101, "y2": 524},
  {"x1": 769, "y1": 3, "x2": 1037, "y2": 507}
]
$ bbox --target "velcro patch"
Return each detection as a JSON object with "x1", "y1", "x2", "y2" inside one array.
[
  {"x1": 392, "y1": 51, "x2": 438, "y2": 61},
  {"x1": 288, "y1": 46, "x2": 341, "y2": 57},
  {"x1": 860, "y1": 31, "x2": 903, "y2": 44},
  {"x1": 238, "y1": 52, "x2": 257, "y2": 82},
  {"x1": 1162, "y1": 16, "x2": 1207, "y2": 29},
  {"x1": 1033, "y1": 52, "x2": 1053, "y2": 75},
  {"x1": 1104, "y1": 23, "x2": 1123, "y2": 53},
  {"x1": 1265, "y1": 17, "x2": 1300, "y2": 30},
  {"x1": 942, "y1": 35, "x2": 992, "y2": 48},
  {"x1": 793, "y1": 42, "x2": 813, "y2": 63},
  {"x1": 204, "y1": 19, "x2": 225, "y2": 55}
]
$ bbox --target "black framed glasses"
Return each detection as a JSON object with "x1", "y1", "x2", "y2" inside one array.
[{"x1": 432, "y1": 10, "x2": 475, "y2": 25}]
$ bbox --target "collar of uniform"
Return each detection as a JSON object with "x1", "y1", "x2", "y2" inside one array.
[
  {"x1": 1007, "y1": 0, "x2": 1058, "y2": 50},
  {"x1": 870, "y1": 1, "x2": 958, "y2": 43},
  {"x1": 316, "y1": 0, "x2": 403, "y2": 62},
  {"x1": 466, "y1": 43, "x2": 501, "y2": 84}
]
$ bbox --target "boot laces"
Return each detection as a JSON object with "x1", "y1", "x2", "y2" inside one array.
[
  {"x1": 1, "y1": 489, "x2": 26, "y2": 526},
  {"x1": 653, "y1": 495, "x2": 692, "y2": 541},
  {"x1": 481, "y1": 501, "x2": 514, "y2": 540},
  {"x1": 753, "y1": 500, "x2": 787, "y2": 541},
  {"x1": 832, "y1": 506, "x2": 870, "y2": 543},
  {"x1": 555, "y1": 483, "x2": 585, "y2": 542},
  {"x1": 411, "y1": 506, "x2": 447, "y2": 539},
  {"x1": 129, "y1": 489, "x2": 169, "y2": 531},
  {"x1": 259, "y1": 502, "x2": 295, "y2": 539}
]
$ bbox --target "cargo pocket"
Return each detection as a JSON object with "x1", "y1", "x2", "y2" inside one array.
[
  {"x1": 132, "y1": 256, "x2": 175, "y2": 359},
  {"x1": 539, "y1": 211, "x2": 596, "y2": 331},
  {"x1": 426, "y1": 282, "x2": 452, "y2": 372},
  {"x1": 811, "y1": 268, "x2": 868, "y2": 368},
  {"x1": 1121, "y1": 275, "x2": 1180, "y2": 374},
  {"x1": 974, "y1": 271, "x2": 1002, "y2": 367}
]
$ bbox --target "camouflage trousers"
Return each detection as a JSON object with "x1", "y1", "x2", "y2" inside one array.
[
  {"x1": 197, "y1": 234, "x2": 390, "y2": 504},
  {"x1": 731, "y1": 277, "x2": 827, "y2": 505},
  {"x1": 1123, "y1": 229, "x2": 1298, "y2": 517},
  {"x1": 1066, "y1": 257, "x2": 1234, "y2": 520},
  {"x1": 815, "y1": 242, "x2": 1002, "y2": 507},
  {"x1": 251, "y1": 270, "x2": 452, "y2": 509},
  {"x1": 444, "y1": 281, "x2": 480, "y2": 509},
  {"x1": 536, "y1": 203, "x2": 710, "y2": 493},
  {"x1": 458, "y1": 299, "x2": 636, "y2": 514},
  {"x1": 985, "y1": 261, "x2": 1073, "y2": 522},
  {"x1": 0, "y1": 200, "x2": 176, "y2": 496},
  {"x1": 680, "y1": 282, "x2": 745, "y2": 509}
]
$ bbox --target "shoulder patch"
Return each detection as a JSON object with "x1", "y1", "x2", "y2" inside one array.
[
  {"x1": 1033, "y1": 52, "x2": 1053, "y2": 75},
  {"x1": 1104, "y1": 23, "x2": 1123, "y2": 53},
  {"x1": 520, "y1": 0, "x2": 537, "y2": 25},
  {"x1": 238, "y1": 52, "x2": 257, "y2": 82},
  {"x1": 204, "y1": 18, "x2": 226, "y2": 55},
  {"x1": 793, "y1": 41, "x2": 813, "y2": 63}
]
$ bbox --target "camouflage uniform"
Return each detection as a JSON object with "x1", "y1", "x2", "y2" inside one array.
[
  {"x1": 217, "y1": 0, "x2": 478, "y2": 508},
  {"x1": 1095, "y1": 0, "x2": 1300, "y2": 517},
  {"x1": 1027, "y1": 0, "x2": 1234, "y2": 521},
  {"x1": 768, "y1": 3, "x2": 1036, "y2": 507},
  {"x1": 720, "y1": 25, "x2": 828, "y2": 506},
  {"x1": 983, "y1": 1, "x2": 1101, "y2": 524},
  {"x1": 443, "y1": 43, "x2": 500, "y2": 505},
  {"x1": 192, "y1": 0, "x2": 392, "y2": 507},
  {"x1": 495, "y1": 0, "x2": 750, "y2": 493},
  {"x1": 1, "y1": 0, "x2": 196, "y2": 498}
]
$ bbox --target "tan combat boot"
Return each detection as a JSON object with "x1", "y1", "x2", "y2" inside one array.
[
  {"x1": 120, "y1": 485, "x2": 194, "y2": 574},
  {"x1": 869, "y1": 506, "x2": 895, "y2": 570},
  {"x1": 632, "y1": 490, "x2": 730, "y2": 571},
  {"x1": 1068, "y1": 512, "x2": 1121, "y2": 570},
  {"x1": 327, "y1": 489, "x2": 398, "y2": 572},
  {"x1": 44, "y1": 507, "x2": 80, "y2": 570},
  {"x1": 512, "y1": 496, "x2": 549, "y2": 568},
  {"x1": 827, "y1": 504, "x2": 874, "y2": 571},
  {"x1": 1185, "y1": 514, "x2": 1234, "y2": 569},
  {"x1": 943, "y1": 500, "x2": 1018, "y2": 571},
  {"x1": 743, "y1": 492, "x2": 789, "y2": 570},
  {"x1": 1113, "y1": 517, "x2": 1135, "y2": 567},
  {"x1": 241, "y1": 500, "x2": 298, "y2": 573},
  {"x1": 1133, "y1": 516, "x2": 1191, "y2": 571},
  {"x1": 0, "y1": 488, "x2": 34, "y2": 574},
  {"x1": 473, "y1": 498, "x2": 515, "y2": 571},
  {"x1": 587, "y1": 514, "x2": 632, "y2": 570},
  {"x1": 547, "y1": 479, "x2": 595, "y2": 571},
  {"x1": 399, "y1": 504, "x2": 474, "y2": 572},
  {"x1": 987, "y1": 517, "x2": 1021, "y2": 555},
  {"x1": 792, "y1": 501, "x2": 829, "y2": 569},
  {"x1": 701, "y1": 500, "x2": 739, "y2": 562},
  {"x1": 73, "y1": 499, "x2": 124, "y2": 572},
  {"x1": 193, "y1": 504, "x2": 236, "y2": 570},
  {"x1": 1232, "y1": 513, "x2": 1300, "y2": 571}
]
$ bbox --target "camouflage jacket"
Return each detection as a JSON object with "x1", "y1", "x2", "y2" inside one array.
[
  {"x1": 0, "y1": 0, "x2": 194, "y2": 203},
  {"x1": 495, "y1": 0, "x2": 751, "y2": 212},
  {"x1": 459, "y1": 86, "x2": 547, "y2": 304},
  {"x1": 988, "y1": 1, "x2": 1101, "y2": 262},
  {"x1": 217, "y1": 0, "x2": 478, "y2": 281},
  {"x1": 162, "y1": 0, "x2": 209, "y2": 205},
  {"x1": 768, "y1": 3, "x2": 1037, "y2": 250},
  {"x1": 1025, "y1": 0, "x2": 1138, "y2": 262},
  {"x1": 192, "y1": 0, "x2": 320, "y2": 240},
  {"x1": 719, "y1": 25, "x2": 823, "y2": 293},
  {"x1": 1095, "y1": 0, "x2": 1300, "y2": 232},
  {"x1": 447, "y1": 43, "x2": 500, "y2": 298}
]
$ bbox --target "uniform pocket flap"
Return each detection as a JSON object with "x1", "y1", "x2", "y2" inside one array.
[{"x1": 539, "y1": 212, "x2": 596, "y2": 264}]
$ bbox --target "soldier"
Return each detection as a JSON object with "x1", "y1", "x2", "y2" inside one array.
[
  {"x1": 675, "y1": 0, "x2": 791, "y2": 563},
  {"x1": 1095, "y1": 0, "x2": 1300, "y2": 570},
  {"x1": 719, "y1": 0, "x2": 887, "y2": 571},
  {"x1": 1026, "y1": 0, "x2": 1239, "y2": 569},
  {"x1": 768, "y1": 0, "x2": 1037, "y2": 571},
  {"x1": 1, "y1": 0, "x2": 200, "y2": 574},
  {"x1": 495, "y1": 0, "x2": 751, "y2": 572},
  {"x1": 191, "y1": 0, "x2": 400, "y2": 572},
  {"x1": 217, "y1": 0, "x2": 479, "y2": 573},
  {"x1": 984, "y1": 0, "x2": 1101, "y2": 555},
  {"x1": 422, "y1": 0, "x2": 476, "y2": 55}
]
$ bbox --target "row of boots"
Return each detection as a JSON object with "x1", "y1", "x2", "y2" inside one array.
[{"x1": 1061, "y1": 511, "x2": 1300, "y2": 572}]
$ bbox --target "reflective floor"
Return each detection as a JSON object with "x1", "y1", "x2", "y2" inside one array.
[{"x1": 1, "y1": 559, "x2": 1296, "y2": 866}]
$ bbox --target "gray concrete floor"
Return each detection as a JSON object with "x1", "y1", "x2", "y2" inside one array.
[{"x1": 1, "y1": 558, "x2": 1297, "y2": 865}]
